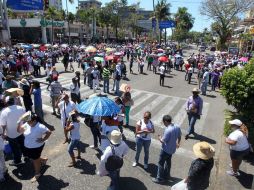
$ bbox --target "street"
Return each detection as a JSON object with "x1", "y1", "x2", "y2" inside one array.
[{"x1": 2, "y1": 46, "x2": 229, "y2": 190}]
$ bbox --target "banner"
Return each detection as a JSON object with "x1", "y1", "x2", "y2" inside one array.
[{"x1": 7, "y1": 0, "x2": 44, "y2": 11}]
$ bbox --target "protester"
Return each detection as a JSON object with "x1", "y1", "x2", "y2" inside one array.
[
  {"x1": 98, "y1": 130, "x2": 129, "y2": 190},
  {"x1": 17, "y1": 111, "x2": 51, "y2": 182},
  {"x1": 70, "y1": 77, "x2": 80, "y2": 104},
  {"x1": 159, "y1": 63, "x2": 166, "y2": 86},
  {"x1": 0, "y1": 96, "x2": 26, "y2": 166},
  {"x1": 226, "y1": 119, "x2": 250, "y2": 176},
  {"x1": 121, "y1": 91, "x2": 133, "y2": 127},
  {"x1": 152, "y1": 115, "x2": 181, "y2": 183},
  {"x1": 50, "y1": 76, "x2": 63, "y2": 115},
  {"x1": 185, "y1": 88, "x2": 203, "y2": 140},
  {"x1": 89, "y1": 115, "x2": 101, "y2": 149},
  {"x1": 57, "y1": 94, "x2": 76, "y2": 144},
  {"x1": 133, "y1": 111, "x2": 154, "y2": 169},
  {"x1": 65, "y1": 111, "x2": 81, "y2": 167},
  {"x1": 30, "y1": 81, "x2": 44, "y2": 121},
  {"x1": 102, "y1": 65, "x2": 110, "y2": 94},
  {"x1": 91, "y1": 65, "x2": 100, "y2": 93}
]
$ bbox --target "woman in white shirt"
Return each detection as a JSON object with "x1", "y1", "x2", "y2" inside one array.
[
  {"x1": 17, "y1": 112, "x2": 52, "y2": 182},
  {"x1": 70, "y1": 77, "x2": 80, "y2": 104},
  {"x1": 225, "y1": 119, "x2": 250, "y2": 176},
  {"x1": 132, "y1": 111, "x2": 155, "y2": 169}
]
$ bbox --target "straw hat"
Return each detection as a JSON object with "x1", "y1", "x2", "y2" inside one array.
[
  {"x1": 19, "y1": 78, "x2": 29, "y2": 86},
  {"x1": 109, "y1": 130, "x2": 122, "y2": 145},
  {"x1": 193, "y1": 142, "x2": 215, "y2": 160},
  {"x1": 192, "y1": 88, "x2": 200, "y2": 93},
  {"x1": 6, "y1": 88, "x2": 24, "y2": 96},
  {"x1": 18, "y1": 111, "x2": 32, "y2": 123}
]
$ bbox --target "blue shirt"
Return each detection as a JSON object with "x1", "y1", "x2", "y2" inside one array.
[
  {"x1": 162, "y1": 124, "x2": 181, "y2": 155},
  {"x1": 32, "y1": 88, "x2": 42, "y2": 107}
]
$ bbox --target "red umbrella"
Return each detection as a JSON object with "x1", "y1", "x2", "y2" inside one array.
[
  {"x1": 105, "y1": 55, "x2": 114, "y2": 61},
  {"x1": 158, "y1": 56, "x2": 169, "y2": 62}
]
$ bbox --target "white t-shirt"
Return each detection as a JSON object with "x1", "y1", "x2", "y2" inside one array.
[
  {"x1": 228, "y1": 130, "x2": 249, "y2": 151},
  {"x1": 0, "y1": 105, "x2": 25, "y2": 138},
  {"x1": 23, "y1": 122, "x2": 49, "y2": 148},
  {"x1": 136, "y1": 119, "x2": 154, "y2": 140},
  {"x1": 70, "y1": 83, "x2": 80, "y2": 95},
  {"x1": 159, "y1": 66, "x2": 165, "y2": 75},
  {"x1": 58, "y1": 101, "x2": 76, "y2": 120},
  {"x1": 70, "y1": 122, "x2": 80, "y2": 140}
]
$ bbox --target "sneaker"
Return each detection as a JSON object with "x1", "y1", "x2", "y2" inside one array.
[
  {"x1": 152, "y1": 177, "x2": 165, "y2": 184},
  {"x1": 144, "y1": 164, "x2": 148, "y2": 169},
  {"x1": 9, "y1": 161, "x2": 22, "y2": 166},
  {"x1": 132, "y1": 162, "x2": 138, "y2": 167},
  {"x1": 226, "y1": 170, "x2": 240, "y2": 176}
]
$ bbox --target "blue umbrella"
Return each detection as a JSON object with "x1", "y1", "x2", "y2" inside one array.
[{"x1": 77, "y1": 96, "x2": 120, "y2": 116}]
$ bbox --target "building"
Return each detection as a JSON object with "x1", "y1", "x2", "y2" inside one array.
[
  {"x1": 49, "y1": 0, "x2": 62, "y2": 10},
  {"x1": 78, "y1": 0, "x2": 102, "y2": 9}
]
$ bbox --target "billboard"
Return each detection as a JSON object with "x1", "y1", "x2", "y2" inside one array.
[{"x1": 7, "y1": 0, "x2": 44, "y2": 11}]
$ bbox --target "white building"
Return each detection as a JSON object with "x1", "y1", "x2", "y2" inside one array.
[{"x1": 50, "y1": 0, "x2": 62, "y2": 10}]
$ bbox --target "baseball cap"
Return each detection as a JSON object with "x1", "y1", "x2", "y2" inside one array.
[{"x1": 229, "y1": 119, "x2": 242, "y2": 126}]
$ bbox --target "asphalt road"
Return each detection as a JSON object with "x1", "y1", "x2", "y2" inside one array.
[{"x1": 2, "y1": 45, "x2": 228, "y2": 190}]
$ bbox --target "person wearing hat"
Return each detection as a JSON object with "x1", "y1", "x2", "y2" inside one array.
[
  {"x1": 200, "y1": 67, "x2": 210, "y2": 95},
  {"x1": 174, "y1": 142, "x2": 214, "y2": 190},
  {"x1": 225, "y1": 119, "x2": 250, "y2": 176},
  {"x1": 98, "y1": 130, "x2": 129, "y2": 190},
  {"x1": 2, "y1": 75, "x2": 18, "y2": 91},
  {"x1": 185, "y1": 88, "x2": 203, "y2": 140},
  {"x1": 17, "y1": 112, "x2": 52, "y2": 182},
  {"x1": 0, "y1": 96, "x2": 26, "y2": 166}
]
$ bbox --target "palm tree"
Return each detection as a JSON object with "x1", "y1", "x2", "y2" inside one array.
[
  {"x1": 98, "y1": 7, "x2": 113, "y2": 42},
  {"x1": 65, "y1": 0, "x2": 74, "y2": 44},
  {"x1": 155, "y1": 0, "x2": 171, "y2": 44},
  {"x1": 45, "y1": 7, "x2": 58, "y2": 44}
]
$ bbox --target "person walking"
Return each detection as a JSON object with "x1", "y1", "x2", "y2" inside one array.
[
  {"x1": 132, "y1": 111, "x2": 154, "y2": 170},
  {"x1": 152, "y1": 115, "x2": 181, "y2": 183},
  {"x1": 70, "y1": 77, "x2": 80, "y2": 104},
  {"x1": 226, "y1": 119, "x2": 250, "y2": 176},
  {"x1": 185, "y1": 88, "x2": 203, "y2": 140},
  {"x1": 129, "y1": 56, "x2": 134, "y2": 74},
  {"x1": 65, "y1": 112, "x2": 82, "y2": 167},
  {"x1": 200, "y1": 68, "x2": 209, "y2": 95},
  {"x1": 19, "y1": 79, "x2": 33, "y2": 112},
  {"x1": 98, "y1": 130, "x2": 129, "y2": 190},
  {"x1": 102, "y1": 65, "x2": 111, "y2": 94},
  {"x1": 57, "y1": 94, "x2": 76, "y2": 144},
  {"x1": 17, "y1": 112, "x2": 51, "y2": 182},
  {"x1": 50, "y1": 76, "x2": 63, "y2": 115},
  {"x1": 89, "y1": 115, "x2": 101, "y2": 149},
  {"x1": 114, "y1": 64, "x2": 121, "y2": 96},
  {"x1": 159, "y1": 64, "x2": 166, "y2": 86},
  {"x1": 0, "y1": 96, "x2": 26, "y2": 166},
  {"x1": 172, "y1": 142, "x2": 215, "y2": 190},
  {"x1": 121, "y1": 91, "x2": 133, "y2": 127},
  {"x1": 91, "y1": 65, "x2": 100, "y2": 93}
]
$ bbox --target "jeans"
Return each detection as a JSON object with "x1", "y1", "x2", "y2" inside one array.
[
  {"x1": 115, "y1": 80, "x2": 120, "y2": 96},
  {"x1": 160, "y1": 74, "x2": 165, "y2": 86},
  {"x1": 135, "y1": 137, "x2": 151, "y2": 165},
  {"x1": 125, "y1": 106, "x2": 130, "y2": 125},
  {"x1": 103, "y1": 78, "x2": 110, "y2": 93},
  {"x1": 200, "y1": 81, "x2": 208, "y2": 95},
  {"x1": 93, "y1": 79, "x2": 99, "y2": 92},
  {"x1": 90, "y1": 122, "x2": 101, "y2": 147},
  {"x1": 188, "y1": 73, "x2": 192, "y2": 84},
  {"x1": 7, "y1": 135, "x2": 25, "y2": 164},
  {"x1": 187, "y1": 113, "x2": 198, "y2": 135},
  {"x1": 68, "y1": 139, "x2": 81, "y2": 155},
  {"x1": 35, "y1": 104, "x2": 44, "y2": 121},
  {"x1": 156, "y1": 150, "x2": 172, "y2": 180},
  {"x1": 108, "y1": 170, "x2": 120, "y2": 190}
]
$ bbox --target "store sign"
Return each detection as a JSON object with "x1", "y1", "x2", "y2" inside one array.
[
  {"x1": 7, "y1": 0, "x2": 43, "y2": 11},
  {"x1": 40, "y1": 19, "x2": 64, "y2": 27}
]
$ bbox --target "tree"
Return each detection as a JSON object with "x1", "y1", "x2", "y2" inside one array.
[
  {"x1": 67, "y1": 12, "x2": 75, "y2": 24},
  {"x1": 155, "y1": 0, "x2": 171, "y2": 44},
  {"x1": 188, "y1": 31, "x2": 202, "y2": 43},
  {"x1": 45, "y1": 7, "x2": 59, "y2": 43},
  {"x1": 200, "y1": 0, "x2": 254, "y2": 50},
  {"x1": 98, "y1": 7, "x2": 113, "y2": 42},
  {"x1": 173, "y1": 7, "x2": 195, "y2": 43}
]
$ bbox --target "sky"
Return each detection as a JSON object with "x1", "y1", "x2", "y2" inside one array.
[{"x1": 63, "y1": 0, "x2": 213, "y2": 32}]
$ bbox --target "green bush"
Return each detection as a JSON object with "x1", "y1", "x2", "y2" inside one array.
[{"x1": 222, "y1": 60, "x2": 254, "y2": 144}]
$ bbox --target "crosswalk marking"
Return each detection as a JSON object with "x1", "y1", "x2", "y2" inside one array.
[
  {"x1": 37, "y1": 76, "x2": 210, "y2": 137},
  {"x1": 132, "y1": 95, "x2": 167, "y2": 121},
  {"x1": 152, "y1": 97, "x2": 180, "y2": 127}
]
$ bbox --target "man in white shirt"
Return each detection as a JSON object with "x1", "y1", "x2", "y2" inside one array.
[
  {"x1": 0, "y1": 97, "x2": 26, "y2": 165},
  {"x1": 91, "y1": 65, "x2": 100, "y2": 93},
  {"x1": 98, "y1": 130, "x2": 129, "y2": 190},
  {"x1": 159, "y1": 64, "x2": 166, "y2": 86},
  {"x1": 57, "y1": 94, "x2": 76, "y2": 144}
]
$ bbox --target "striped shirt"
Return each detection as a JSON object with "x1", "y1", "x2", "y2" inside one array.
[
  {"x1": 50, "y1": 81, "x2": 62, "y2": 96},
  {"x1": 102, "y1": 68, "x2": 110, "y2": 79}
]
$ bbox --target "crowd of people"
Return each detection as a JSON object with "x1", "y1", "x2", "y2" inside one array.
[{"x1": 0, "y1": 42, "x2": 252, "y2": 189}]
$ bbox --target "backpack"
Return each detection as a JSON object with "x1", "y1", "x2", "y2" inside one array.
[
  {"x1": 115, "y1": 71, "x2": 121, "y2": 81},
  {"x1": 105, "y1": 145, "x2": 124, "y2": 171}
]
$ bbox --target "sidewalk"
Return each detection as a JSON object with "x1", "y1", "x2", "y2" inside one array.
[{"x1": 212, "y1": 135, "x2": 254, "y2": 190}]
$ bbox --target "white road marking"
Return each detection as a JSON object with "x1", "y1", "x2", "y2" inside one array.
[
  {"x1": 152, "y1": 97, "x2": 180, "y2": 127},
  {"x1": 172, "y1": 103, "x2": 187, "y2": 127},
  {"x1": 130, "y1": 93, "x2": 154, "y2": 111}
]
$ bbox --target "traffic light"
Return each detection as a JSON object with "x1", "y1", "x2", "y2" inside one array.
[{"x1": 44, "y1": 0, "x2": 49, "y2": 10}]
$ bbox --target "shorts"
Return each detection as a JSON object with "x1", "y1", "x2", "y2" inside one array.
[
  {"x1": 68, "y1": 139, "x2": 81, "y2": 155},
  {"x1": 230, "y1": 148, "x2": 249, "y2": 160},
  {"x1": 24, "y1": 144, "x2": 45, "y2": 160}
]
